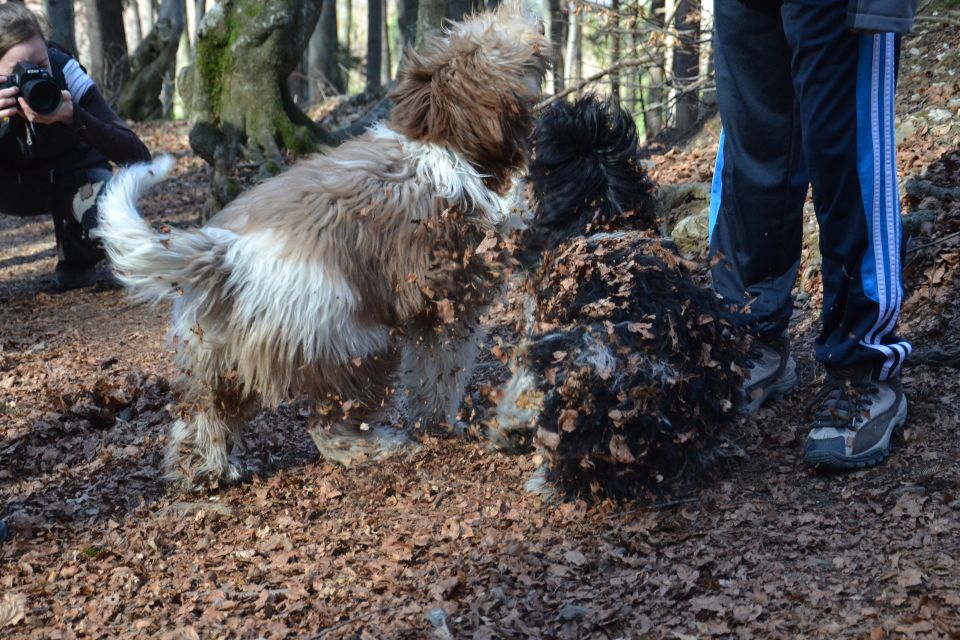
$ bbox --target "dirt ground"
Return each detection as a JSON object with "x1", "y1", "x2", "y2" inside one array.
[{"x1": 3, "y1": 16, "x2": 960, "y2": 640}]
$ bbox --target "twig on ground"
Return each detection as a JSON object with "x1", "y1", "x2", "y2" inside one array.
[
  {"x1": 915, "y1": 15, "x2": 960, "y2": 27},
  {"x1": 313, "y1": 606, "x2": 394, "y2": 638},
  {"x1": 907, "y1": 229, "x2": 960, "y2": 254}
]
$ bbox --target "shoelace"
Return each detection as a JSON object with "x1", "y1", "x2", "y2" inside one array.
[{"x1": 805, "y1": 374, "x2": 878, "y2": 430}]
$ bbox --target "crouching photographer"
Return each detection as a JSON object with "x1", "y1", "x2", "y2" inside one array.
[{"x1": 0, "y1": 2, "x2": 150, "y2": 291}]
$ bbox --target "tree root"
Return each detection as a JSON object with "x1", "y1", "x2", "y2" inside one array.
[
  {"x1": 907, "y1": 348, "x2": 960, "y2": 368},
  {"x1": 905, "y1": 177, "x2": 960, "y2": 202}
]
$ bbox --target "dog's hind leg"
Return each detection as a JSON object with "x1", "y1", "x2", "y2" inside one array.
[
  {"x1": 164, "y1": 386, "x2": 256, "y2": 490},
  {"x1": 306, "y1": 349, "x2": 411, "y2": 467},
  {"x1": 400, "y1": 320, "x2": 484, "y2": 431},
  {"x1": 307, "y1": 417, "x2": 412, "y2": 467}
]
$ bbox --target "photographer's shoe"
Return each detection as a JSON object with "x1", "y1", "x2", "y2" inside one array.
[
  {"x1": 740, "y1": 335, "x2": 798, "y2": 415},
  {"x1": 803, "y1": 367, "x2": 907, "y2": 470}
]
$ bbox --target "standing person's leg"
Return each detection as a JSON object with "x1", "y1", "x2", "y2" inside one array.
[
  {"x1": 51, "y1": 166, "x2": 112, "y2": 290},
  {"x1": 781, "y1": 1, "x2": 910, "y2": 469},
  {"x1": 710, "y1": 0, "x2": 807, "y2": 413}
]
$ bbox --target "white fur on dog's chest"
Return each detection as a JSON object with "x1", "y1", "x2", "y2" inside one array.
[{"x1": 369, "y1": 124, "x2": 518, "y2": 229}]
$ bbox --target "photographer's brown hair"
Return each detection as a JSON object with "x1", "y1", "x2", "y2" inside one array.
[{"x1": 0, "y1": 2, "x2": 46, "y2": 62}]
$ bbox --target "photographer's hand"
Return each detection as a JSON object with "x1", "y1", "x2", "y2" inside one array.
[
  {"x1": 0, "y1": 76, "x2": 20, "y2": 120},
  {"x1": 18, "y1": 89, "x2": 73, "y2": 126}
]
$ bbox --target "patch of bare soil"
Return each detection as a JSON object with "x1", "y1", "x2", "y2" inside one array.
[{"x1": 3, "y1": 21, "x2": 960, "y2": 639}]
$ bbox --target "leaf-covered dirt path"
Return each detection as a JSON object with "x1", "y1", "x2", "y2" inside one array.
[{"x1": 3, "y1": 20, "x2": 960, "y2": 640}]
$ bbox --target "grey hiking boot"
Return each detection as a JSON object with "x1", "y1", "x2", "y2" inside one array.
[
  {"x1": 740, "y1": 336, "x2": 799, "y2": 415},
  {"x1": 803, "y1": 367, "x2": 908, "y2": 470}
]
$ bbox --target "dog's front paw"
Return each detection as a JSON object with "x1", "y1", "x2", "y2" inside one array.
[
  {"x1": 523, "y1": 462, "x2": 558, "y2": 500},
  {"x1": 488, "y1": 368, "x2": 542, "y2": 452}
]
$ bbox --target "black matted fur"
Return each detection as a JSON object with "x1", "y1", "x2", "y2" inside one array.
[
  {"x1": 523, "y1": 95, "x2": 658, "y2": 258},
  {"x1": 494, "y1": 96, "x2": 746, "y2": 501},
  {"x1": 527, "y1": 234, "x2": 747, "y2": 500}
]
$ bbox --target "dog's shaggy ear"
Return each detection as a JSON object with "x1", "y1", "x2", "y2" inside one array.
[{"x1": 389, "y1": 3, "x2": 549, "y2": 193}]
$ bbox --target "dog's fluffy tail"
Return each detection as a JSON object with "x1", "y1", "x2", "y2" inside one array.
[
  {"x1": 92, "y1": 156, "x2": 234, "y2": 305},
  {"x1": 525, "y1": 95, "x2": 658, "y2": 255}
]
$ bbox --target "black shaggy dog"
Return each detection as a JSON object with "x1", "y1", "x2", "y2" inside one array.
[{"x1": 492, "y1": 95, "x2": 747, "y2": 501}]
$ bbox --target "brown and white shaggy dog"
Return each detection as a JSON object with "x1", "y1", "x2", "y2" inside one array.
[{"x1": 91, "y1": 5, "x2": 549, "y2": 489}]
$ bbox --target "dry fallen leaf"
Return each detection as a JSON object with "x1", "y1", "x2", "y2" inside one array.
[
  {"x1": 437, "y1": 298, "x2": 456, "y2": 323},
  {"x1": 0, "y1": 593, "x2": 26, "y2": 627},
  {"x1": 897, "y1": 568, "x2": 924, "y2": 589}
]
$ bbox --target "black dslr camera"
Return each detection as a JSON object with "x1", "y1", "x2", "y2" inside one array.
[{"x1": 1, "y1": 61, "x2": 62, "y2": 115}]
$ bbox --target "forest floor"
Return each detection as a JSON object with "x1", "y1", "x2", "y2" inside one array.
[{"x1": 3, "y1": 13, "x2": 960, "y2": 640}]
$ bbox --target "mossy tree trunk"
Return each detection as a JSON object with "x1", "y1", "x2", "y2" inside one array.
[
  {"x1": 116, "y1": 0, "x2": 184, "y2": 121},
  {"x1": 180, "y1": 0, "x2": 333, "y2": 210}
]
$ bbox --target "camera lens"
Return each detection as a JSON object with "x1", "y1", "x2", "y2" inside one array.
[{"x1": 21, "y1": 78, "x2": 62, "y2": 115}]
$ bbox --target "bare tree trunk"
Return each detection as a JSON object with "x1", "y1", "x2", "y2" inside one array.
[
  {"x1": 115, "y1": 0, "x2": 184, "y2": 121},
  {"x1": 309, "y1": 0, "x2": 345, "y2": 99},
  {"x1": 397, "y1": 0, "x2": 418, "y2": 50},
  {"x1": 449, "y1": 0, "x2": 483, "y2": 21},
  {"x1": 673, "y1": 0, "x2": 701, "y2": 131},
  {"x1": 645, "y1": 0, "x2": 666, "y2": 139},
  {"x1": 84, "y1": 0, "x2": 130, "y2": 101},
  {"x1": 700, "y1": 0, "x2": 716, "y2": 107},
  {"x1": 138, "y1": 0, "x2": 154, "y2": 34},
  {"x1": 345, "y1": 0, "x2": 353, "y2": 58},
  {"x1": 130, "y1": 0, "x2": 144, "y2": 47},
  {"x1": 564, "y1": 1, "x2": 581, "y2": 89},
  {"x1": 367, "y1": 0, "x2": 383, "y2": 92},
  {"x1": 44, "y1": 0, "x2": 77, "y2": 56},
  {"x1": 381, "y1": 0, "x2": 391, "y2": 84},
  {"x1": 610, "y1": 0, "x2": 620, "y2": 101},
  {"x1": 181, "y1": 0, "x2": 331, "y2": 213},
  {"x1": 448, "y1": 0, "x2": 468, "y2": 21},
  {"x1": 416, "y1": 0, "x2": 447, "y2": 48},
  {"x1": 625, "y1": 11, "x2": 637, "y2": 115},
  {"x1": 548, "y1": 0, "x2": 565, "y2": 94},
  {"x1": 171, "y1": 6, "x2": 190, "y2": 117}
]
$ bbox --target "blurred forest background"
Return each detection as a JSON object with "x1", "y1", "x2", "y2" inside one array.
[{"x1": 17, "y1": 0, "x2": 716, "y2": 142}]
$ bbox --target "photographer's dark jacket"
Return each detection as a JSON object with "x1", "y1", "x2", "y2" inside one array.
[{"x1": 0, "y1": 46, "x2": 150, "y2": 185}]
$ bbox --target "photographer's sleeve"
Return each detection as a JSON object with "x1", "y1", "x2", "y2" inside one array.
[{"x1": 73, "y1": 86, "x2": 151, "y2": 165}]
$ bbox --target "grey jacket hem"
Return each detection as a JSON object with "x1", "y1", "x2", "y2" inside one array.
[{"x1": 846, "y1": 0, "x2": 918, "y2": 33}]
